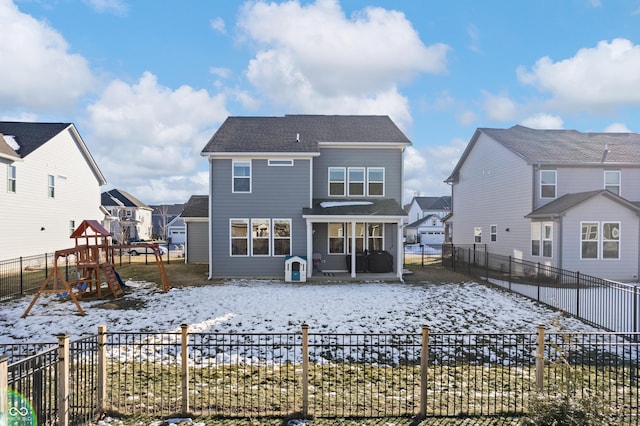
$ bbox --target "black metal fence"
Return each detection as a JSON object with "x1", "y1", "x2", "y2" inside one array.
[
  {"x1": 440, "y1": 244, "x2": 640, "y2": 334},
  {"x1": 0, "y1": 246, "x2": 180, "y2": 302},
  {"x1": 2, "y1": 325, "x2": 639, "y2": 423}
]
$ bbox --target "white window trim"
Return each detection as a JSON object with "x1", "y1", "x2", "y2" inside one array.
[
  {"x1": 347, "y1": 167, "x2": 365, "y2": 197},
  {"x1": 328, "y1": 167, "x2": 346, "y2": 197},
  {"x1": 232, "y1": 160, "x2": 252, "y2": 193},
  {"x1": 48, "y1": 174, "x2": 55, "y2": 198},
  {"x1": 367, "y1": 167, "x2": 385, "y2": 197},
  {"x1": 474, "y1": 226, "x2": 482, "y2": 243},
  {"x1": 7, "y1": 164, "x2": 16, "y2": 193},
  {"x1": 230, "y1": 218, "x2": 249, "y2": 257},
  {"x1": 580, "y1": 221, "x2": 600, "y2": 260},
  {"x1": 542, "y1": 222, "x2": 553, "y2": 258},
  {"x1": 272, "y1": 218, "x2": 292, "y2": 257},
  {"x1": 268, "y1": 159, "x2": 294, "y2": 166},
  {"x1": 602, "y1": 221, "x2": 621, "y2": 260},
  {"x1": 604, "y1": 170, "x2": 621, "y2": 195},
  {"x1": 540, "y1": 170, "x2": 556, "y2": 199},
  {"x1": 328, "y1": 222, "x2": 345, "y2": 255},
  {"x1": 251, "y1": 218, "x2": 271, "y2": 256},
  {"x1": 490, "y1": 224, "x2": 497, "y2": 242}
]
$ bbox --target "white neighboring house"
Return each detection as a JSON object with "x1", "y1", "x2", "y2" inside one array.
[
  {"x1": 404, "y1": 196, "x2": 451, "y2": 245},
  {"x1": 101, "y1": 189, "x2": 153, "y2": 242},
  {"x1": 167, "y1": 215, "x2": 186, "y2": 244},
  {"x1": 0, "y1": 122, "x2": 107, "y2": 260}
]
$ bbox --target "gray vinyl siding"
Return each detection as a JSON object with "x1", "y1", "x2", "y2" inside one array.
[
  {"x1": 560, "y1": 196, "x2": 639, "y2": 281},
  {"x1": 451, "y1": 134, "x2": 534, "y2": 261},
  {"x1": 535, "y1": 166, "x2": 640, "y2": 207},
  {"x1": 209, "y1": 158, "x2": 311, "y2": 277},
  {"x1": 313, "y1": 147, "x2": 403, "y2": 202},
  {"x1": 186, "y1": 221, "x2": 208, "y2": 262}
]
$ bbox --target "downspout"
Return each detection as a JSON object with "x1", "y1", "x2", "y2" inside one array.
[
  {"x1": 207, "y1": 158, "x2": 214, "y2": 280},
  {"x1": 351, "y1": 221, "x2": 356, "y2": 278},
  {"x1": 397, "y1": 221, "x2": 404, "y2": 282}
]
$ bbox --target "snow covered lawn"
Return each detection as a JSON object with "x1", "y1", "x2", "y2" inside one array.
[{"x1": 0, "y1": 279, "x2": 600, "y2": 344}]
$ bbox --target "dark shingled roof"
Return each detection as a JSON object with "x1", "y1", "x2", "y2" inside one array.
[
  {"x1": 201, "y1": 115, "x2": 411, "y2": 154},
  {"x1": 181, "y1": 195, "x2": 209, "y2": 218},
  {"x1": 303, "y1": 199, "x2": 407, "y2": 217},
  {"x1": 0, "y1": 122, "x2": 71, "y2": 157},
  {"x1": 481, "y1": 125, "x2": 640, "y2": 164},
  {"x1": 413, "y1": 196, "x2": 451, "y2": 211},
  {"x1": 525, "y1": 190, "x2": 640, "y2": 218},
  {"x1": 101, "y1": 189, "x2": 150, "y2": 209},
  {"x1": 447, "y1": 125, "x2": 640, "y2": 183}
]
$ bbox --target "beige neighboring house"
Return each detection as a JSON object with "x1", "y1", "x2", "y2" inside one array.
[
  {"x1": 101, "y1": 189, "x2": 153, "y2": 242},
  {"x1": 0, "y1": 122, "x2": 107, "y2": 260}
]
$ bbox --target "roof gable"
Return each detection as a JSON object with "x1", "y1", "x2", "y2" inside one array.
[
  {"x1": 201, "y1": 115, "x2": 411, "y2": 154},
  {"x1": 414, "y1": 196, "x2": 451, "y2": 210},
  {"x1": 0, "y1": 122, "x2": 70, "y2": 158},
  {"x1": 525, "y1": 190, "x2": 640, "y2": 218},
  {"x1": 181, "y1": 195, "x2": 209, "y2": 218},
  {"x1": 101, "y1": 189, "x2": 150, "y2": 209}
]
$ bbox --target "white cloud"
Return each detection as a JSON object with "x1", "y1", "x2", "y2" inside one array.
[
  {"x1": 520, "y1": 113, "x2": 564, "y2": 129},
  {"x1": 517, "y1": 38, "x2": 640, "y2": 111},
  {"x1": 604, "y1": 122, "x2": 631, "y2": 133},
  {"x1": 402, "y1": 139, "x2": 465, "y2": 203},
  {"x1": 85, "y1": 72, "x2": 229, "y2": 203},
  {"x1": 458, "y1": 110, "x2": 478, "y2": 126},
  {"x1": 238, "y1": 0, "x2": 448, "y2": 131},
  {"x1": 210, "y1": 17, "x2": 226, "y2": 34},
  {"x1": 83, "y1": 0, "x2": 128, "y2": 15},
  {"x1": 483, "y1": 92, "x2": 516, "y2": 121},
  {"x1": 0, "y1": 0, "x2": 95, "y2": 111}
]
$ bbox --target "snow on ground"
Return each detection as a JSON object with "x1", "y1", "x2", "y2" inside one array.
[{"x1": 0, "y1": 278, "x2": 600, "y2": 344}]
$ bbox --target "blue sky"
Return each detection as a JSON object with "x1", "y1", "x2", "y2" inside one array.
[{"x1": 2, "y1": 0, "x2": 640, "y2": 205}]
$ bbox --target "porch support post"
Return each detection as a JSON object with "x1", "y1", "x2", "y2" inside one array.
[
  {"x1": 350, "y1": 221, "x2": 356, "y2": 278},
  {"x1": 397, "y1": 222, "x2": 404, "y2": 279},
  {"x1": 306, "y1": 221, "x2": 313, "y2": 277}
]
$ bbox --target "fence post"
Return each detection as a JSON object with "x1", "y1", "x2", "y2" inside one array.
[
  {"x1": 0, "y1": 357, "x2": 7, "y2": 421},
  {"x1": 535, "y1": 325, "x2": 545, "y2": 391},
  {"x1": 508, "y1": 256, "x2": 512, "y2": 291},
  {"x1": 97, "y1": 325, "x2": 107, "y2": 413},
  {"x1": 575, "y1": 272, "x2": 580, "y2": 318},
  {"x1": 56, "y1": 333, "x2": 70, "y2": 426},
  {"x1": 181, "y1": 324, "x2": 190, "y2": 415},
  {"x1": 301, "y1": 323, "x2": 309, "y2": 418},
  {"x1": 419, "y1": 325, "x2": 429, "y2": 418},
  {"x1": 20, "y1": 257, "x2": 23, "y2": 294},
  {"x1": 537, "y1": 263, "x2": 541, "y2": 301},
  {"x1": 485, "y1": 250, "x2": 489, "y2": 280}
]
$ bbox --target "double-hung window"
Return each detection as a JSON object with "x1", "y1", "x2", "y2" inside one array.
[
  {"x1": 531, "y1": 222, "x2": 553, "y2": 257},
  {"x1": 582, "y1": 221, "x2": 620, "y2": 259},
  {"x1": 367, "y1": 223, "x2": 383, "y2": 251},
  {"x1": 348, "y1": 168, "x2": 365, "y2": 196},
  {"x1": 273, "y1": 219, "x2": 291, "y2": 256},
  {"x1": 329, "y1": 167, "x2": 345, "y2": 196},
  {"x1": 368, "y1": 168, "x2": 384, "y2": 196},
  {"x1": 48, "y1": 174, "x2": 55, "y2": 198},
  {"x1": 233, "y1": 161, "x2": 251, "y2": 193},
  {"x1": 581, "y1": 222, "x2": 599, "y2": 259},
  {"x1": 251, "y1": 219, "x2": 270, "y2": 256},
  {"x1": 230, "y1": 219, "x2": 249, "y2": 256},
  {"x1": 531, "y1": 223, "x2": 541, "y2": 256},
  {"x1": 604, "y1": 171, "x2": 620, "y2": 195},
  {"x1": 329, "y1": 223, "x2": 345, "y2": 254},
  {"x1": 490, "y1": 225, "x2": 497, "y2": 242},
  {"x1": 602, "y1": 222, "x2": 620, "y2": 259},
  {"x1": 7, "y1": 165, "x2": 16, "y2": 192},
  {"x1": 540, "y1": 170, "x2": 556, "y2": 198},
  {"x1": 474, "y1": 227, "x2": 482, "y2": 243}
]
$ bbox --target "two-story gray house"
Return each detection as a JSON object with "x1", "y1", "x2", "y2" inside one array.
[
  {"x1": 200, "y1": 115, "x2": 411, "y2": 279},
  {"x1": 445, "y1": 125, "x2": 640, "y2": 282}
]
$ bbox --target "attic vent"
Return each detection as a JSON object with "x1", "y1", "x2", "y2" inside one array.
[{"x1": 4, "y1": 135, "x2": 20, "y2": 151}]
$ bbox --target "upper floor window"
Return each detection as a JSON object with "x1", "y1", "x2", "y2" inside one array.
[
  {"x1": 7, "y1": 165, "x2": 16, "y2": 193},
  {"x1": 329, "y1": 167, "x2": 345, "y2": 196},
  {"x1": 540, "y1": 170, "x2": 556, "y2": 198},
  {"x1": 233, "y1": 161, "x2": 251, "y2": 193},
  {"x1": 348, "y1": 167, "x2": 365, "y2": 196},
  {"x1": 368, "y1": 168, "x2": 384, "y2": 196},
  {"x1": 48, "y1": 174, "x2": 55, "y2": 198},
  {"x1": 604, "y1": 171, "x2": 620, "y2": 195}
]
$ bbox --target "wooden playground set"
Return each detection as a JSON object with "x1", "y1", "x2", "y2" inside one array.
[{"x1": 22, "y1": 220, "x2": 171, "y2": 317}]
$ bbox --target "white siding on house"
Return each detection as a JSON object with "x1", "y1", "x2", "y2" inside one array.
[
  {"x1": 0, "y1": 129, "x2": 103, "y2": 260},
  {"x1": 451, "y1": 134, "x2": 533, "y2": 260},
  {"x1": 560, "y1": 196, "x2": 639, "y2": 281}
]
